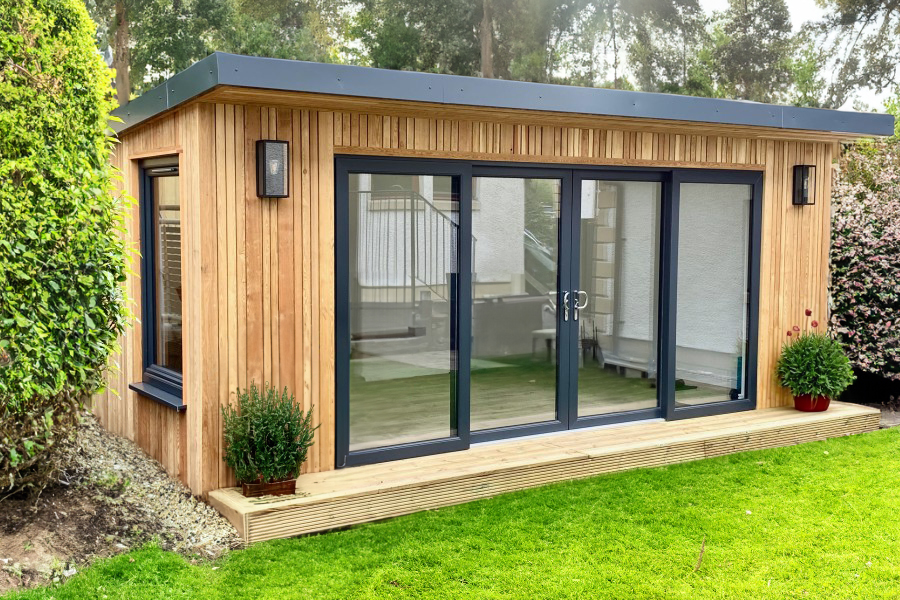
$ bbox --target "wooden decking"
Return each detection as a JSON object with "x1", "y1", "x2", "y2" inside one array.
[{"x1": 208, "y1": 401, "x2": 880, "y2": 543}]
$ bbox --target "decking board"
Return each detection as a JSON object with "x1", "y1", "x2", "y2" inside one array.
[{"x1": 208, "y1": 401, "x2": 880, "y2": 543}]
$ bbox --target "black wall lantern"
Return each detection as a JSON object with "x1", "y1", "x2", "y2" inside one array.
[
  {"x1": 256, "y1": 140, "x2": 289, "y2": 198},
  {"x1": 792, "y1": 164, "x2": 816, "y2": 206}
]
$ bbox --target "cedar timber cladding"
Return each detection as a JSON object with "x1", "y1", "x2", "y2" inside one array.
[{"x1": 96, "y1": 93, "x2": 834, "y2": 497}]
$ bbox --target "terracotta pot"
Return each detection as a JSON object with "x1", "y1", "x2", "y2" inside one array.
[
  {"x1": 241, "y1": 477, "x2": 297, "y2": 498},
  {"x1": 793, "y1": 394, "x2": 831, "y2": 412}
]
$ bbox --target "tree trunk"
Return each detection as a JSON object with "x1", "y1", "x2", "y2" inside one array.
[
  {"x1": 480, "y1": 0, "x2": 494, "y2": 78},
  {"x1": 114, "y1": 0, "x2": 131, "y2": 106}
]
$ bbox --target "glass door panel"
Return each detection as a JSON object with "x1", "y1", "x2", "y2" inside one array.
[
  {"x1": 347, "y1": 173, "x2": 460, "y2": 451},
  {"x1": 575, "y1": 180, "x2": 661, "y2": 418},
  {"x1": 471, "y1": 176, "x2": 562, "y2": 431},
  {"x1": 674, "y1": 183, "x2": 752, "y2": 406}
]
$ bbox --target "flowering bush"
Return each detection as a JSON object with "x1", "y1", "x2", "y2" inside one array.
[
  {"x1": 831, "y1": 140, "x2": 900, "y2": 379},
  {"x1": 776, "y1": 310, "x2": 855, "y2": 399}
]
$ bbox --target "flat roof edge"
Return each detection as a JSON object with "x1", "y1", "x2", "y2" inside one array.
[{"x1": 111, "y1": 52, "x2": 895, "y2": 137}]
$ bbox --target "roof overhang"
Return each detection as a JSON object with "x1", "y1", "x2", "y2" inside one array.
[{"x1": 112, "y1": 52, "x2": 895, "y2": 138}]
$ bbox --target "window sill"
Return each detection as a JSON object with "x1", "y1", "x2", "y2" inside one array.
[{"x1": 129, "y1": 382, "x2": 186, "y2": 412}]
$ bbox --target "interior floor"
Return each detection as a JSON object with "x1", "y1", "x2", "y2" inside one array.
[{"x1": 348, "y1": 353, "x2": 729, "y2": 451}]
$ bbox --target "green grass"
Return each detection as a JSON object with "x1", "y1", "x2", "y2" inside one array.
[{"x1": 10, "y1": 428, "x2": 900, "y2": 600}]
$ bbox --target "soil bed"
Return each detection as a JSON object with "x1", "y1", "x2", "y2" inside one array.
[
  {"x1": 0, "y1": 413, "x2": 240, "y2": 593},
  {"x1": 841, "y1": 369, "x2": 900, "y2": 428}
]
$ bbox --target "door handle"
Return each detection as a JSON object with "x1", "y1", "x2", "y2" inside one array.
[
  {"x1": 574, "y1": 290, "x2": 589, "y2": 321},
  {"x1": 562, "y1": 291, "x2": 570, "y2": 322}
]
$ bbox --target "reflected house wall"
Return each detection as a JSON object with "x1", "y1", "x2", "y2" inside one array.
[
  {"x1": 471, "y1": 178, "x2": 544, "y2": 358},
  {"x1": 676, "y1": 183, "x2": 751, "y2": 392},
  {"x1": 352, "y1": 174, "x2": 544, "y2": 360},
  {"x1": 581, "y1": 182, "x2": 750, "y2": 391},
  {"x1": 350, "y1": 173, "x2": 457, "y2": 355},
  {"x1": 581, "y1": 182, "x2": 658, "y2": 378},
  {"x1": 472, "y1": 178, "x2": 525, "y2": 294}
]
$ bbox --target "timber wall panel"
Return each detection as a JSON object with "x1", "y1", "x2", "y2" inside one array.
[
  {"x1": 100, "y1": 98, "x2": 836, "y2": 496},
  {"x1": 92, "y1": 110, "x2": 187, "y2": 484}
]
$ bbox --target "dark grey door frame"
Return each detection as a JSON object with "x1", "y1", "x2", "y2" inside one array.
[
  {"x1": 334, "y1": 157, "x2": 472, "y2": 468},
  {"x1": 335, "y1": 156, "x2": 764, "y2": 468}
]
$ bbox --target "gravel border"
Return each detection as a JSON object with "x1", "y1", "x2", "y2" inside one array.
[{"x1": 67, "y1": 413, "x2": 242, "y2": 557}]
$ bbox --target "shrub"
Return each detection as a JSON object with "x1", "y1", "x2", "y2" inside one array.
[
  {"x1": 221, "y1": 384, "x2": 317, "y2": 484},
  {"x1": 0, "y1": 0, "x2": 128, "y2": 496},
  {"x1": 776, "y1": 311, "x2": 855, "y2": 399},
  {"x1": 830, "y1": 140, "x2": 900, "y2": 379}
]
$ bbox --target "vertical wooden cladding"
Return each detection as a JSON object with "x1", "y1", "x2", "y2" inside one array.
[
  {"x1": 196, "y1": 104, "x2": 336, "y2": 493},
  {"x1": 92, "y1": 110, "x2": 187, "y2": 484},
  {"x1": 330, "y1": 113, "x2": 769, "y2": 167},
  {"x1": 99, "y1": 96, "x2": 834, "y2": 497},
  {"x1": 756, "y1": 140, "x2": 833, "y2": 409}
]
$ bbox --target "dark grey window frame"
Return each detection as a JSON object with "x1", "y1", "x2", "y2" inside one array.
[
  {"x1": 128, "y1": 159, "x2": 185, "y2": 412},
  {"x1": 335, "y1": 156, "x2": 762, "y2": 467}
]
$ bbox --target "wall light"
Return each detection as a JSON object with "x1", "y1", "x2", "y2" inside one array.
[
  {"x1": 792, "y1": 165, "x2": 816, "y2": 206},
  {"x1": 256, "y1": 140, "x2": 289, "y2": 198}
]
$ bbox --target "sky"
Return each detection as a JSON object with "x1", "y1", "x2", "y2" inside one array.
[
  {"x1": 698, "y1": 0, "x2": 888, "y2": 110},
  {"x1": 699, "y1": 0, "x2": 825, "y2": 28}
]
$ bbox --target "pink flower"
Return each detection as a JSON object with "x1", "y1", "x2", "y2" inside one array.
[
  {"x1": 811, "y1": 320, "x2": 819, "y2": 328},
  {"x1": 805, "y1": 308, "x2": 812, "y2": 317},
  {"x1": 793, "y1": 325, "x2": 800, "y2": 332}
]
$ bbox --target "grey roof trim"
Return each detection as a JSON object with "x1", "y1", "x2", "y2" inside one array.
[{"x1": 112, "y1": 52, "x2": 894, "y2": 137}]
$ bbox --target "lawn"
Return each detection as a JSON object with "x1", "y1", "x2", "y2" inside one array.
[{"x1": 9, "y1": 427, "x2": 900, "y2": 600}]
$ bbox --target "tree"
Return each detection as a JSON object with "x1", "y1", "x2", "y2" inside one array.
[
  {"x1": 480, "y1": 0, "x2": 493, "y2": 77},
  {"x1": 351, "y1": 0, "x2": 480, "y2": 74},
  {"x1": 87, "y1": 0, "x2": 228, "y2": 102},
  {"x1": 491, "y1": 0, "x2": 587, "y2": 83},
  {"x1": 87, "y1": 0, "x2": 346, "y2": 104},
  {"x1": 813, "y1": 0, "x2": 900, "y2": 108},
  {"x1": 789, "y1": 36, "x2": 828, "y2": 108},
  {"x1": 626, "y1": 0, "x2": 709, "y2": 94},
  {"x1": 1, "y1": 0, "x2": 128, "y2": 496},
  {"x1": 712, "y1": 0, "x2": 794, "y2": 103}
]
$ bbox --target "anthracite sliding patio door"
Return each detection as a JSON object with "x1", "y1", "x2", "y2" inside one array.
[{"x1": 335, "y1": 158, "x2": 761, "y2": 468}]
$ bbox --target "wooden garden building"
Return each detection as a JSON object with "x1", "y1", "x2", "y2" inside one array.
[{"x1": 96, "y1": 52, "x2": 891, "y2": 542}]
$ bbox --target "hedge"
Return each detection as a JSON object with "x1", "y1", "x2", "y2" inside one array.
[
  {"x1": 830, "y1": 140, "x2": 900, "y2": 380},
  {"x1": 0, "y1": 0, "x2": 128, "y2": 496}
]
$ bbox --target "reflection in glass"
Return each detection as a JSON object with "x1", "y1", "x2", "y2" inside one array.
[
  {"x1": 152, "y1": 175, "x2": 182, "y2": 373},
  {"x1": 471, "y1": 177, "x2": 560, "y2": 431},
  {"x1": 577, "y1": 181, "x2": 660, "y2": 417},
  {"x1": 348, "y1": 173, "x2": 459, "y2": 451},
  {"x1": 675, "y1": 183, "x2": 752, "y2": 406}
]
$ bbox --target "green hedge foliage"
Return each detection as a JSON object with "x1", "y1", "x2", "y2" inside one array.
[
  {"x1": 0, "y1": 0, "x2": 128, "y2": 496},
  {"x1": 831, "y1": 140, "x2": 900, "y2": 380}
]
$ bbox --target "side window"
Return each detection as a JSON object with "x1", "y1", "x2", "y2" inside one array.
[{"x1": 137, "y1": 158, "x2": 183, "y2": 401}]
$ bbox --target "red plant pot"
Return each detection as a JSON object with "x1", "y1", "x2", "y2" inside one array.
[{"x1": 793, "y1": 394, "x2": 831, "y2": 412}]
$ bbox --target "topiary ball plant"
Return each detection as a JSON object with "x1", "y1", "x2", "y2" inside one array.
[
  {"x1": 222, "y1": 383, "x2": 317, "y2": 493},
  {"x1": 776, "y1": 309, "x2": 855, "y2": 411}
]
